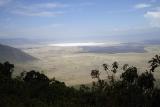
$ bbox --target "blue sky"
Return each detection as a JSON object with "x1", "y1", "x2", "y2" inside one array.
[{"x1": 0, "y1": 0, "x2": 160, "y2": 42}]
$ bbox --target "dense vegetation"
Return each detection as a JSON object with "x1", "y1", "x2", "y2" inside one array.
[{"x1": 0, "y1": 55, "x2": 160, "y2": 107}]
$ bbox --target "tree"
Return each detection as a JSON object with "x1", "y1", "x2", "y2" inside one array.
[
  {"x1": 23, "y1": 70, "x2": 49, "y2": 83},
  {"x1": 79, "y1": 85, "x2": 90, "y2": 92},
  {"x1": 138, "y1": 71, "x2": 155, "y2": 90},
  {"x1": 91, "y1": 69, "x2": 100, "y2": 80},
  {"x1": 102, "y1": 62, "x2": 119, "y2": 83},
  {"x1": 112, "y1": 61, "x2": 119, "y2": 73},
  {"x1": 0, "y1": 61, "x2": 14, "y2": 79},
  {"x1": 121, "y1": 66, "x2": 138, "y2": 84},
  {"x1": 148, "y1": 54, "x2": 160, "y2": 72},
  {"x1": 122, "y1": 64, "x2": 129, "y2": 71}
]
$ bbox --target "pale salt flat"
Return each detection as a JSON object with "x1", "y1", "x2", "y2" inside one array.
[{"x1": 48, "y1": 42, "x2": 120, "y2": 47}]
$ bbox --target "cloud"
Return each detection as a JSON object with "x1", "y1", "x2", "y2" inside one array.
[
  {"x1": 12, "y1": 10, "x2": 64, "y2": 17},
  {"x1": 19, "y1": 2, "x2": 68, "y2": 10},
  {"x1": 144, "y1": 11, "x2": 160, "y2": 27},
  {"x1": 11, "y1": 2, "x2": 67, "y2": 17},
  {"x1": 34, "y1": 3, "x2": 68, "y2": 9},
  {"x1": 0, "y1": 0, "x2": 11, "y2": 6},
  {"x1": 134, "y1": 3, "x2": 151, "y2": 9}
]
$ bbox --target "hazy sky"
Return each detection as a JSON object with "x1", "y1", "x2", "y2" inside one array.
[{"x1": 0, "y1": 0, "x2": 160, "y2": 42}]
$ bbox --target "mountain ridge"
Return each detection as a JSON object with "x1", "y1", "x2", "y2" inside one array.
[{"x1": 0, "y1": 43, "x2": 37, "y2": 62}]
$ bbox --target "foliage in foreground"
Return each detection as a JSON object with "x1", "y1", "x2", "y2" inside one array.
[{"x1": 0, "y1": 55, "x2": 160, "y2": 107}]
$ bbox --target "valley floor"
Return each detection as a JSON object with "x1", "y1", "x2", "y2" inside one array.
[{"x1": 14, "y1": 44, "x2": 160, "y2": 85}]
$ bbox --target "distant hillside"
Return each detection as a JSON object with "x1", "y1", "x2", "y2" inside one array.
[
  {"x1": 0, "y1": 38, "x2": 39, "y2": 45},
  {"x1": 0, "y1": 44, "x2": 37, "y2": 62},
  {"x1": 142, "y1": 40, "x2": 160, "y2": 45}
]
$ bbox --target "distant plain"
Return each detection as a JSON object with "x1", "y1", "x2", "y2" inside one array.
[{"x1": 12, "y1": 42, "x2": 160, "y2": 85}]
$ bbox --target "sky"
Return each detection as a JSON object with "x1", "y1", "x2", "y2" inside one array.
[{"x1": 0, "y1": 0, "x2": 160, "y2": 42}]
